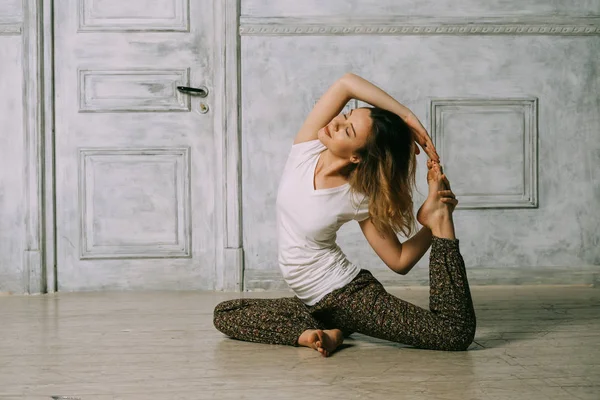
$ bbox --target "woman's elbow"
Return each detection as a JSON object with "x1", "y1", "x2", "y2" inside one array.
[
  {"x1": 339, "y1": 72, "x2": 359, "y2": 88},
  {"x1": 397, "y1": 268, "x2": 408, "y2": 276},
  {"x1": 391, "y1": 263, "x2": 408, "y2": 275},
  {"x1": 394, "y1": 261, "x2": 416, "y2": 276}
]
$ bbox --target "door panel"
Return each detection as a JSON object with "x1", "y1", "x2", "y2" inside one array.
[{"x1": 54, "y1": 0, "x2": 216, "y2": 290}]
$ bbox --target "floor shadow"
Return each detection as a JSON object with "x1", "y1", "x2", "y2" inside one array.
[
  {"x1": 334, "y1": 343, "x2": 355, "y2": 352},
  {"x1": 470, "y1": 290, "x2": 600, "y2": 349}
]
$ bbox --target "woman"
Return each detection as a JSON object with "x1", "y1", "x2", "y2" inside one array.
[{"x1": 213, "y1": 73, "x2": 476, "y2": 356}]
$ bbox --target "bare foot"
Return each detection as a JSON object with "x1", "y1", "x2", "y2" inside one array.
[
  {"x1": 297, "y1": 329, "x2": 344, "y2": 357},
  {"x1": 417, "y1": 161, "x2": 451, "y2": 229}
]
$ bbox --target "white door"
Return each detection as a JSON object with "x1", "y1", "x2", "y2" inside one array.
[{"x1": 54, "y1": 0, "x2": 217, "y2": 290}]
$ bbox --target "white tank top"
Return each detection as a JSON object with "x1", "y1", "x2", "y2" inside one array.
[{"x1": 276, "y1": 139, "x2": 370, "y2": 306}]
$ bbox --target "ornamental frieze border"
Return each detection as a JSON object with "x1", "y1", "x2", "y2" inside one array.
[{"x1": 239, "y1": 16, "x2": 600, "y2": 36}]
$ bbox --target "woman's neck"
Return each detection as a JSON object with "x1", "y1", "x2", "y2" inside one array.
[{"x1": 318, "y1": 150, "x2": 356, "y2": 180}]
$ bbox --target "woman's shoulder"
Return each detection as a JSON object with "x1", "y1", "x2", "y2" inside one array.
[
  {"x1": 289, "y1": 139, "x2": 325, "y2": 157},
  {"x1": 291, "y1": 138, "x2": 322, "y2": 148}
]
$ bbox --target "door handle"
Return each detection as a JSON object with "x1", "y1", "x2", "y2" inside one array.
[{"x1": 177, "y1": 86, "x2": 209, "y2": 98}]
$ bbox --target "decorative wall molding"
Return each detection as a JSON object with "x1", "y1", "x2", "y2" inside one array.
[
  {"x1": 78, "y1": 0, "x2": 190, "y2": 32},
  {"x1": 78, "y1": 68, "x2": 191, "y2": 112},
  {"x1": 78, "y1": 148, "x2": 192, "y2": 259},
  {"x1": 240, "y1": 16, "x2": 600, "y2": 36},
  {"x1": 430, "y1": 98, "x2": 538, "y2": 209},
  {"x1": 214, "y1": 0, "x2": 244, "y2": 291},
  {"x1": 0, "y1": 23, "x2": 21, "y2": 35}
]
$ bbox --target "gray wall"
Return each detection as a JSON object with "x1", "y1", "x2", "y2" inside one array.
[
  {"x1": 0, "y1": 1, "x2": 25, "y2": 293},
  {"x1": 240, "y1": 1, "x2": 600, "y2": 289}
]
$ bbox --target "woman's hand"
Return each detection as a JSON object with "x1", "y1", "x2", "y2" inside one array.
[
  {"x1": 404, "y1": 113, "x2": 440, "y2": 162},
  {"x1": 438, "y1": 174, "x2": 458, "y2": 212}
]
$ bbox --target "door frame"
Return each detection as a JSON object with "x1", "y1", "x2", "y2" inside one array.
[
  {"x1": 26, "y1": 0, "x2": 243, "y2": 293},
  {"x1": 20, "y1": 0, "x2": 47, "y2": 294}
]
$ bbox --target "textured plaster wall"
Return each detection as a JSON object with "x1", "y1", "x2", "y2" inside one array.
[
  {"x1": 240, "y1": 2, "x2": 600, "y2": 288},
  {"x1": 242, "y1": 0, "x2": 600, "y2": 17}
]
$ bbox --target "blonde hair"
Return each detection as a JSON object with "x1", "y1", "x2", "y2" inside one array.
[{"x1": 349, "y1": 107, "x2": 418, "y2": 237}]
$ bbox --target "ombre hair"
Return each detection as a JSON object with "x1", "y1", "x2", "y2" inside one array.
[{"x1": 349, "y1": 107, "x2": 418, "y2": 237}]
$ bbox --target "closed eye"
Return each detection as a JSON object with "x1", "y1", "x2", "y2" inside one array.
[
  {"x1": 347, "y1": 110, "x2": 357, "y2": 137},
  {"x1": 344, "y1": 114, "x2": 350, "y2": 136}
]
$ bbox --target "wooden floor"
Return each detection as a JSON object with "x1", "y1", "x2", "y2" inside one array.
[{"x1": 1, "y1": 285, "x2": 599, "y2": 400}]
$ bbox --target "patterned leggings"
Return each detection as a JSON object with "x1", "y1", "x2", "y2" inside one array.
[{"x1": 213, "y1": 237, "x2": 476, "y2": 351}]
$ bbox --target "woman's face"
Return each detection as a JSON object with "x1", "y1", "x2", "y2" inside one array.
[{"x1": 318, "y1": 108, "x2": 373, "y2": 163}]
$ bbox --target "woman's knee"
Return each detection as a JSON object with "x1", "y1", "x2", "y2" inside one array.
[
  {"x1": 213, "y1": 299, "x2": 238, "y2": 331},
  {"x1": 214, "y1": 299, "x2": 232, "y2": 314}
]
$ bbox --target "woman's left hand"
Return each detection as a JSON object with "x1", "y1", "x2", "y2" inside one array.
[
  {"x1": 404, "y1": 113, "x2": 440, "y2": 162},
  {"x1": 438, "y1": 188, "x2": 459, "y2": 212}
]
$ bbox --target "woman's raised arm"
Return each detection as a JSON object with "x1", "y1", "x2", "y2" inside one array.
[
  {"x1": 294, "y1": 75, "x2": 353, "y2": 145},
  {"x1": 340, "y1": 73, "x2": 439, "y2": 162}
]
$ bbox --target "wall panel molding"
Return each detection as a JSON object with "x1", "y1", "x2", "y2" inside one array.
[
  {"x1": 78, "y1": 0, "x2": 190, "y2": 32},
  {"x1": 240, "y1": 16, "x2": 600, "y2": 36},
  {"x1": 0, "y1": 23, "x2": 21, "y2": 35},
  {"x1": 78, "y1": 148, "x2": 192, "y2": 259},
  {"x1": 430, "y1": 98, "x2": 538, "y2": 209},
  {"x1": 78, "y1": 68, "x2": 191, "y2": 112}
]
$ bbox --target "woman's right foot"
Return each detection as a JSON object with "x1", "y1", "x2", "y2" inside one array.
[
  {"x1": 417, "y1": 161, "x2": 452, "y2": 230},
  {"x1": 297, "y1": 329, "x2": 344, "y2": 357}
]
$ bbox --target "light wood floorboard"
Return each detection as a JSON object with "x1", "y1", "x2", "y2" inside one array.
[{"x1": 1, "y1": 286, "x2": 599, "y2": 399}]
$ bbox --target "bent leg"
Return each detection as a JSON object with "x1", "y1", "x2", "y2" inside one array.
[
  {"x1": 213, "y1": 297, "x2": 325, "y2": 346},
  {"x1": 327, "y1": 237, "x2": 475, "y2": 351}
]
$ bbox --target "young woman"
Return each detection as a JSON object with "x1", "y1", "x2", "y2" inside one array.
[{"x1": 213, "y1": 73, "x2": 476, "y2": 356}]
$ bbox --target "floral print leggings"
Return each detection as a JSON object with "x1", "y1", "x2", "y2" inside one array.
[{"x1": 213, "y1": 237, "x2": 476, "y2": 351}]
